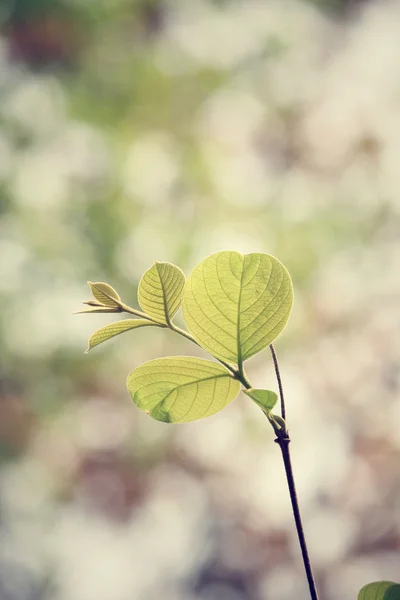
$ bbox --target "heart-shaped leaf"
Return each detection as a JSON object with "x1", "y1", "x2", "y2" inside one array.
[
  {"x1": 138, "y1": 261, "x2": 186, "y2": 324},
  {"x1": 182, "y1": 251, "x2": 293, "y2": 364},
  {"x1": 358, "y1": 582, "x2": 400, "y2": 600},
  {"x1": 86, "y1": 319, "x2": 157, "y2": 352},
  {"x1": 88, "y1": 282, "x2": 122, "y2": 307},
  {"x1": 244, "y1": 389, "x2": 278, "y2": 412},
  {"x1": 127, "y1": 356, "x2": 240, "y2": 423}
]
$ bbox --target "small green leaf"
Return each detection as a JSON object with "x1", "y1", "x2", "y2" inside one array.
[
  {"x1": 385, "y1": 586, "x2": 400, "y2": 600},
  {"x1": 244, "y1": 389, "x2": 278, "y2": 412},
  {"x1": 127, "y1": 356, "x2": 240, "y2": 423},
  {"x1": 182, "y1": 251, "x2": 293, "y2": 364},
  {"x1": 268, "y1": 413, "x2": 288, "y2": 437},
  {"x1": 74, "y1": 306, "x2": 122, "y2": 314},
  {"x1": 88, "y1": 281, "x2": 122, "y2": 307},
  {"x1": 358, "y1": 582, "x2": 398, "y2": 600},
  {"x1": 83, "y1": 300, "x2": 105, "y2": 307},
  {"x1": 138, "y1": 261, "x2": 186, "y2": 324},
  {"x1": 86, "y1": 319, "x2": 156, "y2": 352}
]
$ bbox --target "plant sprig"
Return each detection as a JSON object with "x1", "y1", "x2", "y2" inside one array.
[
  {"x1": 77, "y1": 252, "x2": 292, "y2": 425},
  {"x1": 77, "y1": 251, "x2": 397, "y2": 600}
]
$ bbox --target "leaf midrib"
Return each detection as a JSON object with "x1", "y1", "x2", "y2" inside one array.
[
  {"x1": 137, "y1": 373, "x2": 230, "y2": 405},
  {"x1": 164, "y1": 373, "x2": 232, "y2": 420},
  {"x1": 236, "y1": 255, "x2": 246, "y2": 369},
  {"x1": 156, "y1": 262, "x2": 171, "y2": 325}
]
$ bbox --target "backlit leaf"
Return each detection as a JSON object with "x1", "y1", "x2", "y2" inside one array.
[
  {"x1": 86, "y1": 319, "x2": 156, "y2": 352},
  {"x1": 138, "y1": 261, "x2": 186, "y2": 324},
  {"x1": 127, "y1": 356, "x2": 240, "y2": 423},
  {"x1": 88, "y1": 281, "x2": 122, "y2": 307},
  {"x1": 182, "y1": 251, "x2": 293, "y2": 364},
  {"x1": 244, "y1": 389, "x2": 278, "y2": 412},
  {"x1": 358, "y1": 582, "x2": 399, "y2": 600}
]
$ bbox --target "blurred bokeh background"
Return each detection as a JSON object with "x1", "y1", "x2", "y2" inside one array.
[{"x1": 0, "y1": 0, "x2": 399, "y2": 599}]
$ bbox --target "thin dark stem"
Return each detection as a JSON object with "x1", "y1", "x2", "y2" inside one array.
[
  {"x1": 270, "y1": 346, "x2": 319, "y2": 600},
  {"x1": 270, "y1": 344, "x2": 286, "y2": 420},
  {"x1": 276, "y1": 437, "x2": 319, "y2": 600}
]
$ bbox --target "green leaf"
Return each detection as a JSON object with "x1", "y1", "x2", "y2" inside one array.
[
  {"x1": 385, "y1": 586, "x2": 400, "y2": 600},
  {"x1": 83, "y1": 300, "x2": 105, "y2": 307},
  {"x1": 244, "y1": 389, "x2": 278, "y2": 412},
  {"x1": 358, "y1": 582, "x2": 399, "y2": 600},
  {"x1": 127, "y1": 356, "x2": 240, "y2": 423},
  {"x1": 243, "y1": 389, "x2": 286, "y2": 436},
  {"x1": 182, "y1": 251, "x2": 293, "y2": 364},
  {"x1": 74, "y1": 306, "x2": 122, "y2": 314},
  {"x1": 88, "y1": 281, "x2": 122, "y2": 307},
  {"x1": 86, "y1": 319, "x2": 156, "y2": 352},
  {"x1": 268, "y1": 413, "x2": 288, "y2": 437},
  {"x1": 138, "y1": 261, "x2": 186, "y2": 324}
]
